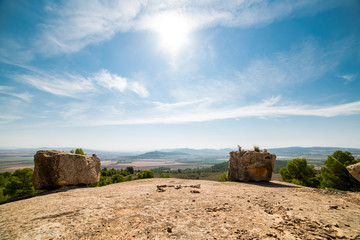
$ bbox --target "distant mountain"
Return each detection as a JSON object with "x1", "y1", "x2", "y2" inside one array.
[
  {"x1": 129, "y1": 151, "x2": 190, "y2": 159},
  {"x1": 268, "y1": 147, "x2": 360, "y2": 156},
  {"x1": 161, "y1": 148, "x2": 234, "y2": 156}
]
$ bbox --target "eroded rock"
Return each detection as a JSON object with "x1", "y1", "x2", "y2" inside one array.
[
  {"x1": 346, "y1": 162, "x2": 360, "y2": 182},
  {"x1": 227, "y1": 150, "x2": 276, "y2": 182},
  {"x1": 32, "y1": 150, "x2": 101, "y2": 189}
]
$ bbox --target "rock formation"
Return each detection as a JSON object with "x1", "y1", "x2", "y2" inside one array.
[
  {"x1": 227, "y1": 150, "x2": 276, "y2": 182},
  {"x1": 32, "y1": 150, "x2": 101, "y2": 189},
  {"x1": 347, "y1": 162, "x2": 360, "y2": 182}
]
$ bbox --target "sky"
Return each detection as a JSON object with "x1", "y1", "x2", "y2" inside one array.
[{"x1": 0, "y1": 0, "x2": 360, "y2": 151}]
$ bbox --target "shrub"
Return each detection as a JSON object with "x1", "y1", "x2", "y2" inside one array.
[
  {"x1": 75, "y1": 148, "x2": 85, "y2": 155},
  {"x1": 320, "y1": 150, "x2": 360, "y2": 191},
  {"x1": 254, "y1": 146, "x2": 260, "y2": 152},
  {"x1": 217, "y1": 172, "x2": 227, "y2": 182},
  {"x1": 111, "y1": 174, "x2": 125, "y2": 183},
  {"x1": 142, "y1": 170, "x2": 154, "y2": 179},
  {"x1": 98, "y1": 176, "x2": 112, "y2": 186},
  {"x1": 126, "y1": 174, "x2": 133, "y2": 181},
  {"x1": 137, "y1": 172, "x2": 143, "y2": 179},
  {"x1": 137, "y1": 170, "x2": 154, "y2": 179},
  {"x1": 160, "y1": 173, "x2": 170, "y2": 178}
]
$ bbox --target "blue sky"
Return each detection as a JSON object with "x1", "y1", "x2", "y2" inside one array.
[{"x1": 0, "y1": 0, "x2": 360, "y2": 151}]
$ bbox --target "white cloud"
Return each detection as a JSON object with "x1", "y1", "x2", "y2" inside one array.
[
  {"x1": 128, "y1": 82, "x2": 149, "y2": 98},
  {"x1": 92, "y1": 69, "x2": 149, "y2": 97},
  {"x1": 87, "y1": 96, "x2": 360, "y2": 125},
  {"x1": 36, "y1": 1, "x2": 144, "y2": 55},
  {"x1": 339, "y1": 74, "x2": 357, "y2": 85},
  {"x1": 93, "y1": 69, "x2": 127, "y2": 92},
  {"x1": 153, "y1": 98, "x2": 212, "y2": 111},
  {"x1": 0, "y1": 86, "x2": 33, "y2": 101},
  {"x1": 14, "y1": 71, "x2": 95, "y2": 98},
  {"x1": 35, "y1": 0, "x2": 345, "y2": 56},
  {"x1": 10, "y1": 66, "x2": 148, "y2": 98}
]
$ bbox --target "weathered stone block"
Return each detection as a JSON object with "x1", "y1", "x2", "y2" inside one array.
[
  {"x1": 32, "y1": 150, "x2": 101, "y2": 189},
  {"x1": 227, "y1": 151, "x2": 276, "y2": 182}
]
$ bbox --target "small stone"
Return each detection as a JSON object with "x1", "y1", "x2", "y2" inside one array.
[
  {"x1": 190, "y1": 190, "x2": 200, "y2": 194},
  {"x1": 167, "y1": 227, "x2": 172, "y2": 233},
  {"x1": 329, "y1": 205, "x2": 338, "y2": 210}
]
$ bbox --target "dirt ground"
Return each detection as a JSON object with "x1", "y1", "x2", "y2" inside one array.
[{"x1": 0, "y1": 178, "x2": 359, "y2": 240}]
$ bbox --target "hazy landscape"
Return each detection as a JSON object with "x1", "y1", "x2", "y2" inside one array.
[
  {"x1": 2, "y1": 146, "x2": 360, "y2": 172},
  {"x1": 1, "y1": 1, "x2": 360, "y2": 239}
]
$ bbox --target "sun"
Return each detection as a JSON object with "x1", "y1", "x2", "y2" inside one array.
[{"x1": 151, "y1": 12, "x2": 191, "y2": 55}]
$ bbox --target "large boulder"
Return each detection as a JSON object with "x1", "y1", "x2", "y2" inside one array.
[
  {"x1": 347, "y1": 162, "x2": 360, "y2": 182},
  {"x1": 32, "y1": 150, "x2": 101, "y2": 189},
  {"x1": 227, "y1": 150, "x2": 276, "y2": 182}
]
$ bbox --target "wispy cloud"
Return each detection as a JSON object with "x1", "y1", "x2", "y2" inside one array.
[
  {"x1": 85, "y1": 96, "x2": 360, "y2": 125},
  {"x1": 339, "y1": 74, "x2": 357, "y2": 85},
  {"x1": 0, "y1": 114, "x2": 23, "y2": 125},
  {"x1": 35, "y1": 1, "x2": 143, "y2": 55},
  {"x1": 35, "y1": 0, "x2": 346, "y2": 56},
  {"x1": 10, "y1": 66, "x2": 148, "y2": 98},
  {"x1": 0, "y1": 86, "x2": 32, "y2": 101},
  {"x1": 13, "y1": 71, "x2": 95, "y2": 98},
  {"x1": 93, "y1": 69, "x2": 149, "y2": 97}
]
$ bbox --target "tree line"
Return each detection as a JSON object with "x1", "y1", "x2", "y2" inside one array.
[
  {"x1": 90, "y1": 167, "x2": 154, "y2": 187},
  {"x1": 280, "y1": 150, "x2": 360, "y2": 191},
  {"x1": 0, "y1": 166, "x2": 155, "y2": 203}
]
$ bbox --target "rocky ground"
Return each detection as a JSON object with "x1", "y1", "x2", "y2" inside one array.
[{"x1": 0, "y1": 178, "x2": 359, "y2": 240}]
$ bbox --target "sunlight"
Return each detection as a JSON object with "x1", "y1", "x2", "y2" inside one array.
[{"x1": 151, "y1": 12, "x2": 191, "y2": 55}]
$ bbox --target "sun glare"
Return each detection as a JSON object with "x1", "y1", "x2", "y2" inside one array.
[{"x1": 151, "y1": 13, "x2": 191, "y2": 55}]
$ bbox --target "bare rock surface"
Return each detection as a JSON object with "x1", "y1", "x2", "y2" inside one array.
[
  {"x1": 32, "y1": 150, "x2": 101, "y2": 189},
  {"x1": 347, "y1": 162, "x2": 360, "y2": 182},
  {"x1": 1, "y1": 178, "x2": 360, "y2": 239},
  {"x1": 228, "y1": 150, "x2": 276, "y2": 181}
]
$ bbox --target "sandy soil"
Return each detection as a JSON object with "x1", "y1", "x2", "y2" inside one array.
[{"x1": 0, "y1": 179, "x2": 359, "y2": 240}]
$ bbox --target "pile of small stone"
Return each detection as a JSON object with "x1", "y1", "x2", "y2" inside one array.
[{"x1": 156, "y1": 184, "x2": 201, "y2": 193}]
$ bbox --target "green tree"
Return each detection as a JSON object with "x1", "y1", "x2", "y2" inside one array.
[
  {"x1": 126, "y1": 166, "x2": 134, "y2": 174},
  {"x1": 321, "y1": 150, "x2": 360, "y2": 191},
  {"x1": 142, "y1": 170, "x2": 154, "y2": 179},
  {"x1": 111, "y1": 174, "x2": 125, "y2": 183},
  {"x1": 70, "y1": 149, "x2": 74, "y2": 154},
  {"x1": 137, "y1": 172, "x2": 143, "y2": 179},
  {"x1": 125, "y1": 174, "x2": 133, "y2": 181},
  {"x1": 4, "y1": 168, "x2": 35, "y2": 197},
  {"x1": 279, "y1": 158, "x2": 319, "y2": 187}
]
